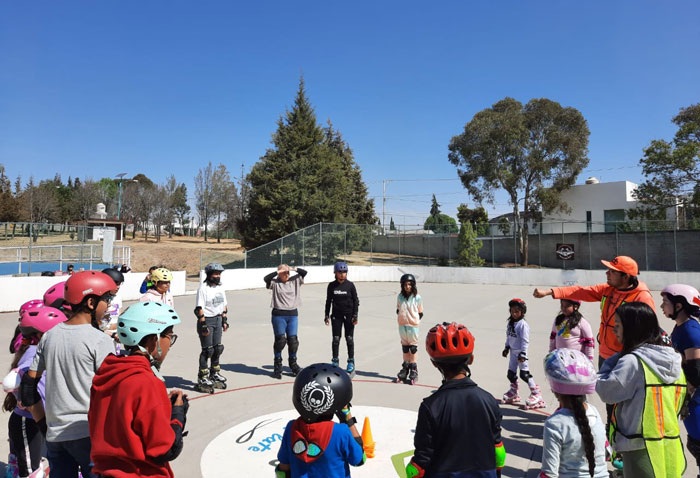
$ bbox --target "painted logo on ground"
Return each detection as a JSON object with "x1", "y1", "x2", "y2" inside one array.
[{"x1": 201, "y1": 405, "x2": 417, "y2": 478}]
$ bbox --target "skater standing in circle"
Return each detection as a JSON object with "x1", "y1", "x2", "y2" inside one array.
[
  {"x1": 140, "y1": 267, "x2": 174, "y2": 306},
  {"x1": 660, "y1": 284, "x2": 700, "y2": 472},
  {"x1": 396, "y1": 274, "x2": 422, "y2": 385},
  {"x1": 549, "y1": 299, "x2": 596, "y2": 361},
  {"x1": 405, "y1": 322, "x2": 505, "y2": 477},
  {"x1": 194, "y1": 263, "x2": 229, "y2": 393},
  {"x1": 540, "y1": 349, "x2": 608, "y2": 477},
  {"x1": 324, "y1": 262, "x2": 359, "y2": 375},
  {"x1": 264, "y1": 264, "x2": 307, "y2": 379},
  {"x1": 501, "y1": 298, "x2": 546, "y2": 409}
]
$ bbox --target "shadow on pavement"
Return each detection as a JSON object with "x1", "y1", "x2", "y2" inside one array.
[
  {"x1": 164, "y1": 375, "x2": 198, "y2": 391},
  {"x1": 354, "y1": 369, "x2": 397, "y2": 381},
  {"x1": 500, "y1": 406, "x2": 545, "y2": 477},
  {"x1": 221, "y1": 362, "x2": 274, "y2": 377}
]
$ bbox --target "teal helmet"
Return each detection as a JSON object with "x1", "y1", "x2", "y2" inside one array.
[{"x1": 117, "y1": 302, "x2": 181, "y2": 347}]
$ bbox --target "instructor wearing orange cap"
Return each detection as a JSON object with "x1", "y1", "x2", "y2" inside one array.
[{"x1": 533, "y1": 255, "x2": 655, "y2": 366}]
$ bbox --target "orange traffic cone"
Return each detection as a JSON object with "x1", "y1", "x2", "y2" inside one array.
[{"x1": 361, "y1": 416, "x2": 375, "y2": 458}]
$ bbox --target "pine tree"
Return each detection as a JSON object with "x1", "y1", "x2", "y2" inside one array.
[
  {"x1": 456, "y1": 222, "x2": 484, "y2": 266},
  {"x1": 389, "y1": 217, "x2": 396, "y2": 231}
]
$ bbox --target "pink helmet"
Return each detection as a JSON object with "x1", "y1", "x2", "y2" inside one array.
[
  {"x1": 544, "y1": 348, "x2": 597, "y2": 395},
  {"x1": 19, "y1": 300, "x2": 44, "y2": 317},
  {"x1": 19, "y1": 306, "x2": 66, "y2": 336},
  {"x1": 661, "y1": 284, "x2": 700, "y2": 312},
  {"x1": 43, "y1": 281, "x2": 67, "y2": 308}
]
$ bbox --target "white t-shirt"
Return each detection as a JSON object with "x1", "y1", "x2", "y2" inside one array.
[{"x1": 196, "y1": 283, "x2": 227, "y2": 317}]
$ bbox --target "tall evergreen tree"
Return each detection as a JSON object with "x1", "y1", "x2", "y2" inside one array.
[{"x1": 240, "y1": 78, "x2": 375, "y2": 248}]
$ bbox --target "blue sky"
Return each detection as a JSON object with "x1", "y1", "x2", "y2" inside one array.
[{"x1": 1, "y1": 1, "x2": 699, "y2": 225}]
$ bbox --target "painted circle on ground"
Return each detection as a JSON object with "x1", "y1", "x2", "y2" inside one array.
[{"x1": 201, "y1": 405, "x2": 417, "y2": 478}]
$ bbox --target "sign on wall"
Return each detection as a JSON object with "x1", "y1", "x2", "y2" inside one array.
[{"x1": 555, "y1": 243, "x2": 575, "y2": 260}]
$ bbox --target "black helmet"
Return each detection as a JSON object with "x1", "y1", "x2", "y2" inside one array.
[
  {"x1": 205, "y1": 262, "x2": 225, "y2": 274},
  {"x1": 101, "y1": 267, "x2": 124, "y2": 285},
  {"x1": 400, "y1": 274, "x2": 416, "y2": 285},
  {"x1": 508, "y1": 298, "x2": 527, "y2": 314},
  {"x1": 292, "y1": 363, "x2": 352, "y2": 423}
]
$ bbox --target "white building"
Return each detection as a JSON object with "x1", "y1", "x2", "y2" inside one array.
[{"x1": 542, "y1": 178, "x2": 640, "y2": 233}]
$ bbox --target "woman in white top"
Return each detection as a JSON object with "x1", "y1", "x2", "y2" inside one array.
[{"x1": 194, "y1": 263, "x2": 228, "y2": 392}]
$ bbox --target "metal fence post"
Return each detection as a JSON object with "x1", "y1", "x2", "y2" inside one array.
[
  {"x1": 588, "y1": 226, "x2": 592, "y2": 270},
  {"x1": 674, "y1": 225, "x2": 678, "y2": 272},
  {"x1": 427, "y1": 235, "x2": 430, "y2": 266},
  {"x1": 644, "y1": 221, "x2": 649, "y2": 271},
  {"x1": 615, "y1": 223, "x2": 619, "y2": 256},
  {"x1": 281, "y1": 237, "x2": 284, "y2": 265},
  {"x1": 370, "y1": 225, "x2": 373, "y2": 266},
  {"x1": 491, "y1": 226, "x2": 495, "y2": 267},
  {"x1": 244, "y1": 250, "x2": 247, "y2": 269},
  {"x1": 27, "y1": 223, "x2": 33, "y2": 276},
  {"x1": 320, "y1": 223, "x2": 323, "y2": 266},
  {"x1": 344, "y1": 224, "x2": 347, "y2": 260},
  {"x1": 89, "y1": 244, "x2": 93, "y2": 270},
  {"x1": 561, "y1": 222, "x2": 565, "y2": 270},
  {"x1": 302, "y1": 227, "x2": 305, "y2": 266}
]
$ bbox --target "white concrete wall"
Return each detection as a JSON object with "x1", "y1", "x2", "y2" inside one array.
[
  {"x1": 543, "y1": 181, "x2": 638, "y2": 233},
  {"x1": 211, "y1": 266, "x2": 700, "y2": 294},
  {"x1": 0, "y1": 271, "x2": 186, "y2": 313}
]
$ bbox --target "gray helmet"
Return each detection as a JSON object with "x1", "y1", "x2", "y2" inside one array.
[
  {"x1": 101, "y1": 267, "x2": 124, "y2": 285},
  {"x1": 400, "y1": 273, "x2": 416, "y2": 285},
  {"x1": 204, "y1": 263, "x2": 225, "y2": 274}
]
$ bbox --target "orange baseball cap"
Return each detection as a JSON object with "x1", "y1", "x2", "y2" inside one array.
[{"x1": 601, "y1": 256, "x2": 638, "y2": 276}]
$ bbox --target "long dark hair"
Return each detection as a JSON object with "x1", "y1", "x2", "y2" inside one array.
[
  {"x1": 563, "y1": 395, "x2": 596, "y2": 477},
  {"x1": 400, "y1": 283, "x2": 418, "y2": 299},
  {"x1": 615, "y1": 302, "x2": 666, "y2": 354},
  {"x1": 555, "y1": 301, "x2": 583, "y2": 329}
]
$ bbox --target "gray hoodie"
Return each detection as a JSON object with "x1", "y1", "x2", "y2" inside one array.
[{"x1": 596, "y1": 344, "x2": 683, "y2": 452}]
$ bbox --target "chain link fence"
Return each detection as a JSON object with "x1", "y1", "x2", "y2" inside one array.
[
  {"x1": 233, "y1": 220, "x2": 700, "y2": 272},
  {"x1": 0, "y1": 222, "x2": 131, "y2": 276}
]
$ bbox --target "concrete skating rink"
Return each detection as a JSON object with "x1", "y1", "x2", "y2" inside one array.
[{"x1": 1, "y1": 281, "x2": 698, "y2": 477}]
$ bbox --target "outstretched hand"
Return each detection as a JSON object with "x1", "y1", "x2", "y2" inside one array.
[{"x1": 533, "y1": 288, "x2": 552, "y2": 298}]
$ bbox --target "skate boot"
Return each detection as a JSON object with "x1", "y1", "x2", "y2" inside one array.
[
  {"x1": 407, "y1": 362, "x2": 418, "y2": 385},
  {"x1": 196, "y1": 369, "x2": 215, "y2": 394},
  {"x1": 331, "y1": 357, "x2": 339, "y2": 367},
  {"x1": 272, "y1": 357, "x2": 283, "y2": 379},
  {"x1": 523, "y1": 385, "x2": 546, "y2": 409},
  {"x1": 501, "y1": 382, "x2": 520, "y2": 404},
  {"x1": 210, "y1": 365, "x2": 227, "y2": 389},
  {"x1": 346, "y1": 358, "x2": 355, "y2": 377},
  {"x1": 395, "y1": 361, "x2": 409, "y2": 383},
  {"x1": 289, "y1": 357, "x2": 301, "y2": 376}
]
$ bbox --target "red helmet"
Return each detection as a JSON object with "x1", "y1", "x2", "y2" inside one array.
[
  {"x1": 426, "y1": 322, "x2": 475, "y2": 363},
  {"x1": 64, "y1": 271, "x2": 117, "y2": 306},
  {"x1": 508, "y1": 298, "x2": 527, "y2": 314}
]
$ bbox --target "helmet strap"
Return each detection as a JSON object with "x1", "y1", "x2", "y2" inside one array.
[{"x1": 128, "y1": 342, "x2": 165, "y2": 382}]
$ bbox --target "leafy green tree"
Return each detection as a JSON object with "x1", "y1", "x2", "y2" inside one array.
[
  {"x1": 171, "y1": 182, "x2": 190, "y2": 235},
  {"x1": 449, "y1": 97, "x2": 589, "y2": 265},
  {"x1": 389, "y1": 217, "x2": 396, "y2": 231},
  {"x1": 456, "y1": 204, "x2": 489, "y2": 235},
  {"x1": 631, "y1": 103, "x2": 700, "y2": 226},
  {"x1": 456, "y1": 222, "x2": 484, "y2": 266},
  {"x1": 424, "y1": 195, "x2": 458, "y2": 233},
  {"x1": 497, "y1": 217, "x2": 511, "y2": 236},
  {"x1": 0, "y1": 164, "x2": 20, "y2": 222},
  {"x1": 240, "y1": 78, "x2": 375, "y2": 248}
]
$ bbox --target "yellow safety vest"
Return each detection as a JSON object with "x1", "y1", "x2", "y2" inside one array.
[{"x1": 609, "y1": 354, "x2": 687, "y2": 477}]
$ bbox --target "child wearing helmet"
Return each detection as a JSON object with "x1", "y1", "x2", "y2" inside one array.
[
  {"x1": 324, "y1": 262, "x2": 359, "y2": 375},
  {"x1": 9, "y1": 300, "x2": 43, "y2": 354},
  {"x1": 405, "y1": 322, "x2": 505, "y2": 478},
  {"x1": 140, "y1": 267, "x2": 174, "y2": 306},
  {"x1": 396, "y1": 273, "x2": 423, "y2": 385},
  {"x1": 501, "y1": 298, "x2": 546, "y2": 409},
  {"x1": 89, "y1": 301, "x2": 188, "y2": 478},
  {"x1": 139, "y1": 265, "x2": 158, "y2": 294},
  {"x1": 194, "y1": 262, "x2": 229, "y2": 393},
  {"x1": 661, "y1": 284, "x2": 700, "y2": 469},
  {"x1": 101, "y1": 267, "x2": 125, "y2": 340},
  {"x1": 275, "y1": 363, "x2": 365, "y2": 478},
  {"x1": 3, "y1": 305, "x2": 65, "y2": 478},
  {"x1": 20, "y1": 271, "x2": 118, "y2": 478},
  {"x1": 549, "y1": 299, "x2": 595, "y2": 361},
  {"x1": 541, "y1": 349, "x2": 608, "y2": 477}
]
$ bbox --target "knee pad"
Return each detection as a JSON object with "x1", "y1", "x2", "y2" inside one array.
[
  {"x1": 519, "y1": 370, "x2": 532, "y2": 382},
  {"x1": 507, "y1": 369, "x2": 517, "y2": 383},
  {"x1": 409, "y1": 345, "x2": 418, "y2": 355},
  {"x1": 402, "y1": 345, "x2": 410, "y2": 353},
  {"x1": 287, "y1": 335, "x2": 299, "y2": 354},
  {"x1": 201, "y1": 346, "x2": 214, "y2": 359},
  {"x1": 274, "y1": 334, "x2": 287, "y2": 354},
  {"x1": 332, "y1": 335, "x2": 341, "y2": 346},
  {"x1": 345, "y1": 335, "x2": 354, "y2": 346},
  {"x1": 215, "y1": 344, "x2": 224, "y2": 356}
]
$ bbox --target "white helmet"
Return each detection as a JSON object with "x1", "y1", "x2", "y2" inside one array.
[{"x1": 661, "y1": 284, "x2": 700, "y2": 318}]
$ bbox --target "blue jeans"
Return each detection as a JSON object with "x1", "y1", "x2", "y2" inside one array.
[
  {"x1": 46, "y1": 437, "x2": 94, "y2": 478},
  {"x1": 271, "y1": 315, "x2": 298, "y2": 336}
]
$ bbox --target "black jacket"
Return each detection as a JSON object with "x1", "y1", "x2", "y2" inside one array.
[
  {"x1": 413, "y1": 377, "x2": 502, "y2": 477},
  {"x1": 324, "y1": 280, "x2": 359, "y2": 319}
]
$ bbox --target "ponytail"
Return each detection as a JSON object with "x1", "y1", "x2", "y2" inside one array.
[{"x1": 569, "y1": 395, "x2": 595, "y2": 477}]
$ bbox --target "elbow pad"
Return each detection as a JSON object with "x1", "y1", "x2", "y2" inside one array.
[
  {"x1": 683, "y1": 359, "x2": 700, "y2": 388},
  {"x1": 19, "y1": 373, "x2": 41, "y2": 406},
  {"x1": 193, "y1": 307, "x2": 203, "y2": 319},
  {"x1": 495, "y1": 441, "x2": 506, "y2": 469}
]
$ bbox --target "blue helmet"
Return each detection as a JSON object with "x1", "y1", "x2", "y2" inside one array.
[
  {"x1": 334, "y1": 262, "x2": 348, "y2": 273},
  {"x1": 117, "y1": 302, "x2": 181, "y2": 347}
]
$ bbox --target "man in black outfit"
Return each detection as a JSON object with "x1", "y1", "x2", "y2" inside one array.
[{"x1": 324, "y1": 262, "x2": 359, "y2": 375}]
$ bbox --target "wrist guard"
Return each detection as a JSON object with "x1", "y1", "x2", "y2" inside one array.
[
  {"x1": 406, "y1": 460, "x2": 425, "y2": 478},
  {"x1": 683, "y1": 359, "x2": 700, "y2": 387},
  {"x1": 274, "y1": 465, "x2": 290, "y2": 478},
  {"x1": 495, "y1": 441, "x2": 506, "y2": 469},
  {"x1": 517, "y1": 351, "x2": 528, "y2": 361}
]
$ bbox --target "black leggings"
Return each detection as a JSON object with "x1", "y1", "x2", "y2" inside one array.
[
  {"x1": 331, "y1": 315, "x2": 355, "y2": 359},
  {"x1": 9, "y1": 412, "x2": 44, "y2": 477},
  {"x1": 198, "y1": 315, "x2": 223, "y2": 370}
]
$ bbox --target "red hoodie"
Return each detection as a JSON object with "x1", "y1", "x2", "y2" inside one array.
[{"x1": 89, "y1": 354, "x2": 178, "y2": 478}]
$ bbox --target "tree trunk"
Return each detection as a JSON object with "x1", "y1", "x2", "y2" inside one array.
[{"x1": 217, "y1": 212, "x2": 221, "y2": 243}]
